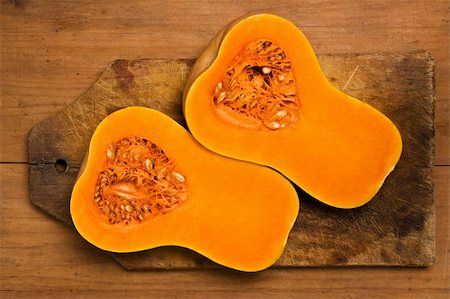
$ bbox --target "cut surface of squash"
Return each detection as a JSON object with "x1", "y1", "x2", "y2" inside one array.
[
  {"x1": 70, "y1": 106, "x2": 299, "y2": 272},
  {"x1": 93, "y1": 136, "x2": 188, "y2": 225},
  {"x1": 183, "y1": 14, "x2": 403, "y2": 209},
  {"x1": 213, "y1": 39, "x2": 300, "y2": 130}
]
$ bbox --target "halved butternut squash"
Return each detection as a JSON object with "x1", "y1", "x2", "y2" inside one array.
[
  {"x1": 70, "y1": 106, "x2": 299, "y2": 272},
  {"x1": 183, "y1": 14, "x2": 402, "y2": 208}
]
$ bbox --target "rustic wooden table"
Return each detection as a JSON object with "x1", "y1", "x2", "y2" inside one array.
[{"x1": 1, "y1": 1, "x2": 449, "y2": 298}]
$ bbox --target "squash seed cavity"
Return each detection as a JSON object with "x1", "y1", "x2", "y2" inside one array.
[
  {"x1": 94, "y1": 136, "x2": 188, "y2": 225},
  {"x1": 213, "y1": 39, "x2": 300, "y2": 130}
]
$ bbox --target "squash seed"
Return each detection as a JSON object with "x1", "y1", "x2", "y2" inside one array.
[
  {"x1": 172, "y1": 171, "x2": 185, "y2": 183},
  {"x1": 276, "y1": 109, "x2": 288, "y2": 118},
  {"x1": 125, "y1": 205, "x2": 134, "y2": 213},
  {"x1": 106, "y1": 144, "x2": 115, "y2": 161},
  {"x1": 144, "y1": 158, "x2": 153, "y2": 171},
  {"x1": 267, "y1": 121, "x2": 281, "y2": 130},
  {"x1": 156, "y1": 167, "x2": 167, "y2": 180},
  {"x1": 215, "y1": 81, "x2": 223, "y2": 93},
  {"x1": 217, "y1": 91, "x2": 226, "y2": 103},
  {"x1": 262, "y1": 66, "x2": 272, "y2": 74}
]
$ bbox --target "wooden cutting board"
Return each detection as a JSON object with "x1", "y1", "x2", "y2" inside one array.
[{"x1": 28, "y1": 51, "x2": 435, "y2": 270}]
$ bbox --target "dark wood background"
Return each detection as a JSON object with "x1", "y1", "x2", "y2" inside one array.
[{"x1": 1, "y1": 0, "x2": 449, "y2": 298}]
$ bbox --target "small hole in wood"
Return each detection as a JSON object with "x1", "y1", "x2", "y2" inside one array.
[{"x1": 54, "y1": 159, "x2": 68, "y2": 173}]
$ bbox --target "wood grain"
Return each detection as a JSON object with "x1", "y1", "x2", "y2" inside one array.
[
  {"x1": 2, "y1": 164, "x2": 448, "y2": 298},
  {"x1": 1, "y1": 0, "x2": 449, "y2": 297},
  {"x1": 28, "y1": 52, "x2": 435, "y2": 269},
  {"x1": 1, "y1": 0, "x2": 448, "y2": 164}
]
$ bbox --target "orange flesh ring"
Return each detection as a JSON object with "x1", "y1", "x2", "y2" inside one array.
[
  {"x1": 70, "y1": 107, "x2": 300, "y2": 271},
  {"x1": 184, "y1": 14, "x2": 403, "y2": 208}
]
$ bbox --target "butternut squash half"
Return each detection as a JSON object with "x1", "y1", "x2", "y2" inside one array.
[
  {"x1": 183, "y1": 14, "x2": 402, "y2": 209},
  {"x1": 70, "y1": 106, "x2": 299, "y2": 272}
]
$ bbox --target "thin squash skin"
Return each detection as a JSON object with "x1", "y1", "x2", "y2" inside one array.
[
  {"x1": 70, "y1": 107, "x2": 299, "y2": 272},
  {"x1": 183, "y1": 14, "x2": 403, "y2": 209}
]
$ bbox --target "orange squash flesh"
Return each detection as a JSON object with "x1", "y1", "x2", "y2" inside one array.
[
  {"x1": 183, "y1": 14, "x2": 402, "y2": 209},
  {"x1": 70, "y1": 106, "x2": 299, "y2": 272}
]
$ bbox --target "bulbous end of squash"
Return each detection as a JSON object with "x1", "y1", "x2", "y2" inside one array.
[
  {"x1": 183, "y1": 14, "x2": 402, "y2": 209},
  {"x1": 70, "y1": 106, "x2": 299, "y2": 272}
]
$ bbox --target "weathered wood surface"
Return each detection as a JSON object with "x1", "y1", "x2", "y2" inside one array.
[
  {"x1": 2, "y1": 1, "x2": 449, "y2": 167},
  {"x1": 4, "y1": 164, "x2": 448, "y2": 298},
  {"x1": 3, "y1": 0, "x2": 449, "y2": 297},
  {"x1": 28, "y1": 51, "x2": 435, "y2": 269}
]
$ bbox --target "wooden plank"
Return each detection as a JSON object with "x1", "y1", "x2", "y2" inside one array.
[
  {"x1": 28, "y1": 52, "x2": 435, "y2": 269},
  {"x1": 1, "y1": 0, "x2": 449, "y2": 296},
  {"x1": 1, "y1": 0, "x2": 448, "y2": 164},
  {"x1": 29, "y1": 59, "x2": 190, "y2": 224},
  {"x1": 1, "y1": 164, "x2": 448, "y2": 298}
]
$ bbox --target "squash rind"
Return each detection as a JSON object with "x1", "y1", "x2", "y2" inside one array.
[
  {"x1": 183, "y1": 14, "x2": 403, "y2": 209},
  {"x1": 70, "y1": 106, "x2": 299, "y2": 272}
]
